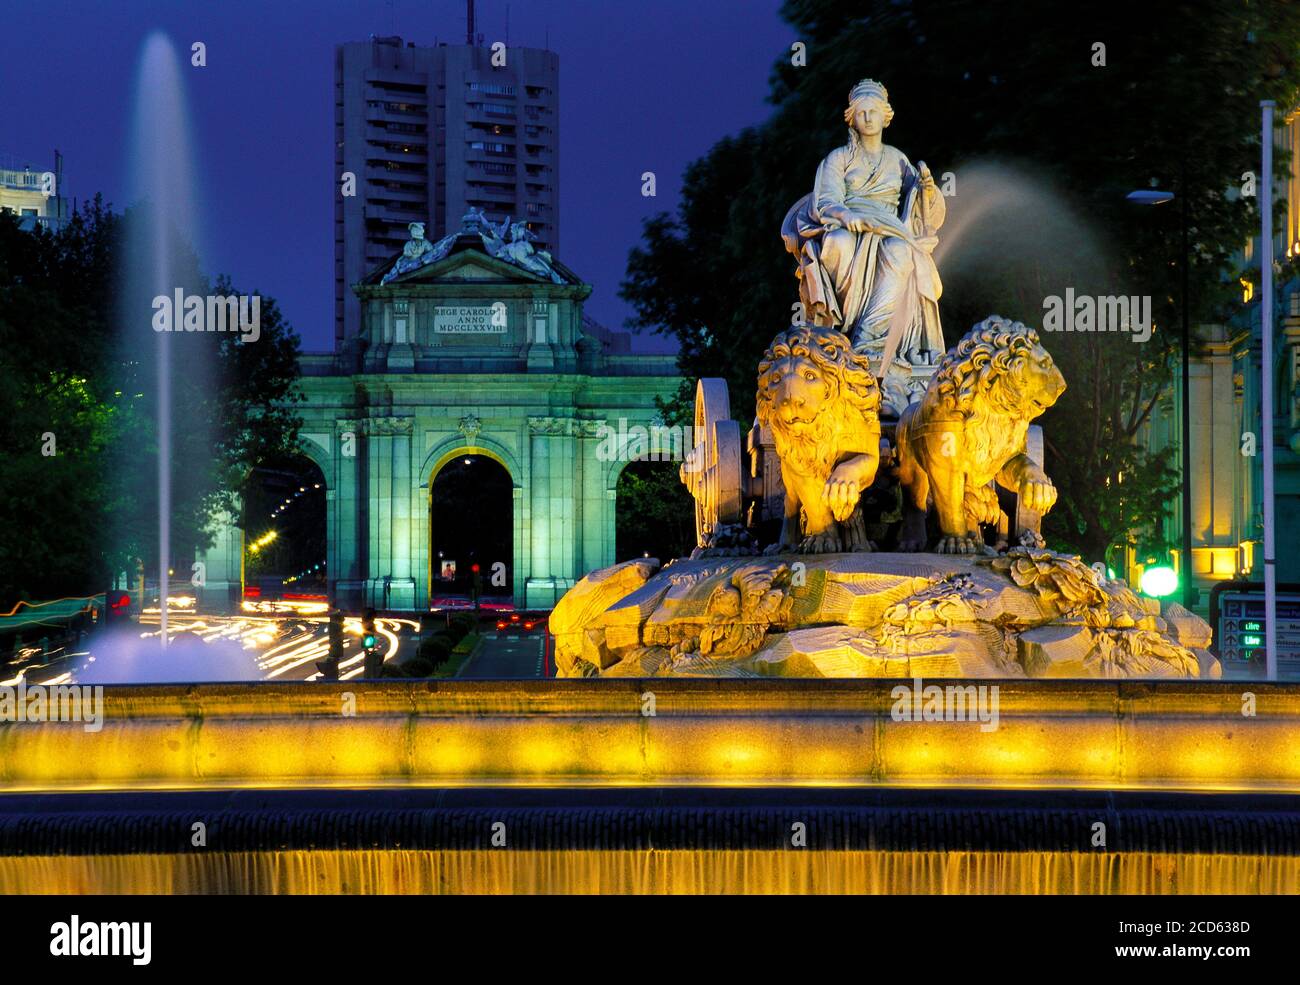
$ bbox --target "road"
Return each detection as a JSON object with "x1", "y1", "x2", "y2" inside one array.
[
  {"x1": 0, "y1": 605, "x2": 557, "y2": 684},
  {"x1": 458, "y1": 630, "x2": 546, "y2": 678},
  {"x1": 0, "y1": 606, "x2": 418, "y2": 685}
]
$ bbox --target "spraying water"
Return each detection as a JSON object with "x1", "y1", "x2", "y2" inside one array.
[
  {"x1": 75, "y1": 627, "x2": 262, "y2": 683},
  {"x1": 126, "y1": 33, "x2": 200, "y2": 654},
  {"x1": 933, "y1": 161, "x2": 1111, "y2": 328}
]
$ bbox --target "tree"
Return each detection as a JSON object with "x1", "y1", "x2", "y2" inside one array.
[
  {"x1": 0, "y1": 200, "x2": 303, "y2": 606},
  {"x1": 0, "y1": 201, "x2": 126, "y2": 605},
  {"x1": 622, "y1": 0, "x2": 1300, "y2": 563},
  {"x1": 614, "y1": 460, "x2": 696, "y2": 563}
]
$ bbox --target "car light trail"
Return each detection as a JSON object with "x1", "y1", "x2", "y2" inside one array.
[{"x1": 13, "y1": 611, "x2": 418, "y2": 683}]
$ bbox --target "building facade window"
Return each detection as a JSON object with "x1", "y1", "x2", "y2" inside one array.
[{"x1": 468, "y1": 82, "x2": 515, "y2": 97}]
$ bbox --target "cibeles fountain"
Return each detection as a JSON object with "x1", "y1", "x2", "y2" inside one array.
[{"x1": 551, "y1": 79, "x2": 1217, "y2": 681}]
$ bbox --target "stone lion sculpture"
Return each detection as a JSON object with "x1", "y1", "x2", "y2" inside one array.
[
  {"x1": 895, "y1": 315, "x2": 1066, "y2": 554},
  {"x1": 756, "y1": 325, "x2": 882, "y2": 553}
]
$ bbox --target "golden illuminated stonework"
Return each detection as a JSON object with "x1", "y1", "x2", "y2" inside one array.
[
  {"x1": 895, "y1": 316, "x2": 1065, "y2": 554},
  {"x1": 756, "y1": 326, "x2": 882, "y2": 553},
  {"x1": 551, "y1": 308, "x2": 1209, "y2": 680},
  {"x1": 551, "y1": 551, "x2": 1215, "y2": 679}
]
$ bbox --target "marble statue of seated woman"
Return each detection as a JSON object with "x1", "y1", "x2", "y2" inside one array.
[{"x1": 782, "y1": 78, "x2": 946, "y2": 375}]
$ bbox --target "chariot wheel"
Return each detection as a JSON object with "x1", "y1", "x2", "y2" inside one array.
[{"x1": 681, "y1": 378, "x2": 744, "y2": 545}]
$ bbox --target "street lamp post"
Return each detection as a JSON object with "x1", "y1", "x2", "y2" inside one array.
[
  {"x1": 1260, "y1": 100, "x2": 1279, "y2": 682},
  {"x1": 1126, "y1": 185, "x2": 1193, "y2": 610}
]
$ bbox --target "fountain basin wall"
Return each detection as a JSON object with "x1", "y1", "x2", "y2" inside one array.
[
  {"x1": 1, "y1": 680, "x2": 1297, "y2": 793},
  {"x1": 3, "y1": 788, "x2": 1299, "y2": 893},
  {"x1": 7, "y1": 848, "x2": 1298, "y2": 894}
]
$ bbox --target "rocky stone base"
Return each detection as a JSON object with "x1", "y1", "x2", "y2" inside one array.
[{"x1": 548, "y1": 549, "x2": 1218, "y2": 680}]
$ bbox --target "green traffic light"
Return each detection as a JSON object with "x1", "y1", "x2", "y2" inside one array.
[
  {"x1": 363, "y1": 634, "x2": 376, "y2": 648},
  {"x1": 1139, "y1": 565, "x2": 1178, "y2": 598}
]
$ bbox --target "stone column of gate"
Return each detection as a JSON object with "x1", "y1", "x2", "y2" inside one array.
[
  {"x1": 364, "y1": 418, "x2": 387, "y2": 610},
  {"x1": 333, "y1": 418, "x2": 367, "y2": 611},
  {"x1": 526, "y1": 416, "x2": 578, "y2": 608},
  {"x1": 194, "y1": 506, "x2": 241, "y2": 611},
  {"x1": 577, "y1": 419, "x2": 611, "y2": 575},
  {"x1": 390, "y1": 417, "x2": 415, "y2": 607},
  {"x1": 365, "y1": 416, "x2": 416, "y2": 609}
]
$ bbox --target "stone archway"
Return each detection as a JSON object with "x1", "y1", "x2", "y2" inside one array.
[
  {"x1": 429, "y1": 452, "x2": 515, "y2": 603},
  {"x1": 612, "y1": 457, "x2": 695, "y2": 564},
  {"x1": 242, "y1": 454, "x2": 329, "y2": 599}
]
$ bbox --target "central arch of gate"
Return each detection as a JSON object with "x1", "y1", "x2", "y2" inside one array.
[{"x1": 280, "y1": 221, "x2": 680, "y2": 610}]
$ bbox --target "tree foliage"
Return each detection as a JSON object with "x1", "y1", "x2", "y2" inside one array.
[
  {"x1": 0, "y1": 200, "x2": 302, "y2": 605},
  {"x1": 615, "y1": 460, "x2": 696, "y2": 564}
]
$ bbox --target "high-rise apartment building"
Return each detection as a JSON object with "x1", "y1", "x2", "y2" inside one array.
[{"x1": 334, "y1": 35, "x2": 559, "y2": 348}]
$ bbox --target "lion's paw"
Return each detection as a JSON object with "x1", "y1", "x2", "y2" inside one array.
[
  {"x1": 799, "y1": 531, "x2": 843, "y2": 554},
  {"x1": 935, "y1": 534, "x2": 985, "y2": 555},
  {"x1": 896, "y1": 513, "x2": 929, "y2": 553}
]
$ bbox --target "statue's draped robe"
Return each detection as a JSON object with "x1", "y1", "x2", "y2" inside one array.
[{"x1": 782, "y1": 141, "x2": 945, "y2": 366}]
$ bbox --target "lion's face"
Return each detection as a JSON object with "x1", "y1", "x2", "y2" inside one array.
[
  {"x1": 995, "y1": 339, "x2": 1066, "y2": 420},
  {"x1": 756, "y1": 326, "x2": 881, "y2": 483},
  {"x1": 760, "y1": 354, "x2": 836, "y2": 433}
]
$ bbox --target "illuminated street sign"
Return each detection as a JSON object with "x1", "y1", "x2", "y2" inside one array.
[{"x1": 1210, "y1": 581, "x2": 1300, "y2": 681}]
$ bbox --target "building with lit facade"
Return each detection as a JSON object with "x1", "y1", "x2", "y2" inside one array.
[
  {"x1": 1137, "y1": 110, "x2": 1300, "y2": 618},
  {"x1": 0, "y1": 150, "x2": 70, "y2": 232},
  {"x1": 334, "y1": 35, "x2": 559, "y2": 349},
  {"x1": 192, "y1": 30, "x2": 673, "y2": 613}
]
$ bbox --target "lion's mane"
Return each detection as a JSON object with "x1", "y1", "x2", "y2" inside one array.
[
  {"x1": 930, "y1": 315, "x2": 1043, "y2": 419},
  {"x1": 756, "y1": 326, "x2": 880, "y2": 479},
  {"x1": 910, "y1": 314, "x2": 1061, "y2": 487}
]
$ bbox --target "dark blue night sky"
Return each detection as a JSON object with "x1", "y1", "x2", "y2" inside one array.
[{"x1": 2, "y1": 0, "x2": 794, "y2": 352}]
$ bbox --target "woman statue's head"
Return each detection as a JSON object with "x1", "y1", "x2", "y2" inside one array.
[{"x1": 844, "y1": 78, "x2": 893, "y2": 137}]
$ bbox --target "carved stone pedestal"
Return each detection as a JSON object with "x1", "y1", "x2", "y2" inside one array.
[{"x1": 550, "y1": 549, "x2": 1218, "y2": 680}]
